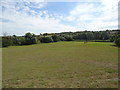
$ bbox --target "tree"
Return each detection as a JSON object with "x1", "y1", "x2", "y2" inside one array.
[
  {"x1": 25, "y1": 33, "x2": 33, "y2": 39},
  {"x1": 12, "y1": 35, "x2": 21, "y2": 45},
  {"x1": 2, "y1": 37, "x2": 10, "y2": 47},
  {"x1": 24, "y1": 32, "x2": 38, "y2": 45},
  {"x1": 43, "y1": 33, "x2": 48, "y2": 37},
  {"x1": 110, "y1": 35, "x2": 116, "y2": 42},
  {"x1": 86, "y1": 32, "x2": 94, "y2": 40},
  {"x1": 59, "y1": 36, "x2": 66, "y2": 41},
  {"x1": 31, "y1": 37, "x2": 38, "y2": 44},
  {"x1": 114, "y1": 37, "x2": 120, "y2": 47},
  {"x1": 40, "y1": 37, "x2": 53, "y2": 43},
  {"x1": 64, "y1": 35, "x2": 74, "y2": 41},
  {"x1": 52, "y1": 35, "x2": 60, "y2": 42},
  {"x1": 114, "y1": 31, "x2": 120, "y2": 47},
  {"x1": 73, "y1": 34, "x2": 79, "y2": 40},
  {"x1": 93, "y1": 32, "x2": 101, "y2": 40},
  {"x1": 2, "y1": 36, "x2": 13, "y2": 47},
  {"x1": 100, "y1": 31, "x2": 109, "y2": 40},
  {"x1": 19, "y1": 37, "x2": 26, "y2": 45}
]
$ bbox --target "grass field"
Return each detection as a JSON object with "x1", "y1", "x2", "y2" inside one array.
[{"x1": 2, "y1": 42, "x2": 118, "y2": 88}]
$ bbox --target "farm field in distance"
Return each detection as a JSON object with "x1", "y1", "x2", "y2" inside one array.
[{"x1": 2, "y1": 41, "x2": 118, "y2": 88}]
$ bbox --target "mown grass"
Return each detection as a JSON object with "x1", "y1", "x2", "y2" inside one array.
[{"x1": 2, "y1": 42, "x2": 118, "y2": 88}]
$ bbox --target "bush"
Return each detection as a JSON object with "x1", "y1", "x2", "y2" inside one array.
[
  {"x1": 24, "y1": 33, "x2": 38, "y2": 45},
  {"x1": 110, "y1": 35, "x2": 115, "y2": 42},
  {"x1": 113, "y1": 31, "x2": 120, "y2": 47},
  {"x1": 40, "y1": 37, "x2": 53, "y2": 43},
  {"x1": 114, "y1": 37, "x2": 120, "y2": 47},
  {"x1": 2, "y1": 37, "x2": 12, "y2": 47},
  {"x1": 52, "y1": 35, "x2": 60, "y2": 42},
  {"x1": 64, "y1": 35, "x2": 74, "y2": 41},
  {"x1": 19, "y1": 37, "x2": 26, "y2": 45},
  {"x1": 59, "y1": 36, "x2": 66, "y2": 41},
  {"x1": 12, "y1": 35, "x2": 21, "y2": 45},
  {"x1": 32, "y1": 37, "x2": 38, "y2": 44}
]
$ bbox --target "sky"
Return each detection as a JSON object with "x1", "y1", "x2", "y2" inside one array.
[{"x1": 0, "y1": 0, "x2": 119, "y2": 36}]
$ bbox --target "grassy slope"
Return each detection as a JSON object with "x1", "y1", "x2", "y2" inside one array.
[{"x1": 2, "y1": 42, "x2": 118, "y2": 88}]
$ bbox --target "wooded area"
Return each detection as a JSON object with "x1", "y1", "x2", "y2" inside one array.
[{"x1": 1, "y1": 30, "x2": 120, "y2": 47}]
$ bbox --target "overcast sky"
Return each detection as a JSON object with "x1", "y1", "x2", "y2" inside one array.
[{"x1": 0, "y1": 0, "x2": 119, "y2": 36}]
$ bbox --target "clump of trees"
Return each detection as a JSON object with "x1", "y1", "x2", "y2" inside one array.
[
  {"x1": 52, "y1": 35, "x2": 60, "y2": 42},
  {"x1": 1, "y1": 30, "x2": 120, "y2": 47},
  {"x1": 2, "y1": 33, "x2": 39, "y2": 47},
  {"x1": 110, "y1": 30, "x2": 120, "y2": 47},
  {"x1": 2, "y1": 37, "x2": 12, "y2": 47},
  {"x1": 24, "y1": 33, "x2": 38, "y2": 45},
  {"x1": 40, "y1": 37, "x2": 53, "y2": 43}
]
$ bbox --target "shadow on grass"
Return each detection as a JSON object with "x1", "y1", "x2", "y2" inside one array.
[{"x1": 110, "y1": 44, "x2": 119, "y2": 47}]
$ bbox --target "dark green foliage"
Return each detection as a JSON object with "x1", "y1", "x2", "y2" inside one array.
[
  {"x1": 81, "y1": 33, "x2": 87, "y2": 40},
  {"x1": 110, "y1": 30, "x2": 120, "y2": 47},
  {"x1": 59, "y1": 36, "x2": 66, "y2": 41},
  {"x1": 100, "y1": 32, "x2": 110, "y2": 40},
  {"x1": 2, "y1": 38, "x2": 10, "y2": 47},
  {"x1": 1, "y1": 30, "x2": 119, "y2": 47},
  {"x1": 110, "y1": 35, "x2": 115, "y2": 42},
  {"x1": 73, "y1": 34, "x2": 79, "y2": 40},
  {"x1": 64, "y1": 35, "x2": 74, "y2": 41},
  {"x1": 114, "y1": 37, "x2": 120, "y2": 47},
  {"x1": 24, "y1": 33, "x2": 38, "y2": 45},
  {"x1": 93, "y1": 32, "x2": 101, "y2": 40},
  {"x1": 86, "y1": 32, "x2": 94, "y2": 40},
  {"x1": 2, "y1": 33, "x2": 39, "y2": 47},
  {"x1": 73, "y1": 32, "x2": 94, "y2": 40},
  {"x1": 43, "y1": 33, "x2": 48, "y2": 37},
  {"x1": 52, "y1": 35, "x2": 60, "y2": 42},
  {"x1": 40, "y1": 37, "x2": 53, "y2": 43},
  {"x1": 25, "y1": 33, "x2": 33, "y2": 39},
  {"x1": 2, "y1": 37, "x2": 13, "y2": 47},
  {"x1": 12, "y1": 35, "x2": 21, "y2": 45},
  {"x1": 32, "y1": 37, "x2": 38, "y2": 44},
  {"x1": 19, "y1": 37, "x2": 26, "y2": 45},
  {"x1": 113, "y1": 31, "x2": 120, "y2": 47},
  {"x1": 65, "y1": 35, "x2": 74, "y2": 41}
]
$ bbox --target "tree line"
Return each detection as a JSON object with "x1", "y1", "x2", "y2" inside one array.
[{"x1": 1, "y1": 30, "x2": 120, "y2": 47}]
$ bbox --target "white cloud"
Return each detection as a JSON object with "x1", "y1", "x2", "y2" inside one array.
[
  {"x1": 66, "y1": 0, "x2": 119, "y2": 30},
  {"x1": 0, "y1": 0, "x2": 81, "y2": 35},
  {"x1": 0, "y1": 0, "x2": 119, "y2": 36}
]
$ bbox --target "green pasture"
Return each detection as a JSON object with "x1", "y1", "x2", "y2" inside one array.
[{"x1": 2, "y1": 42, "x2": 118, "y2": 88}]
